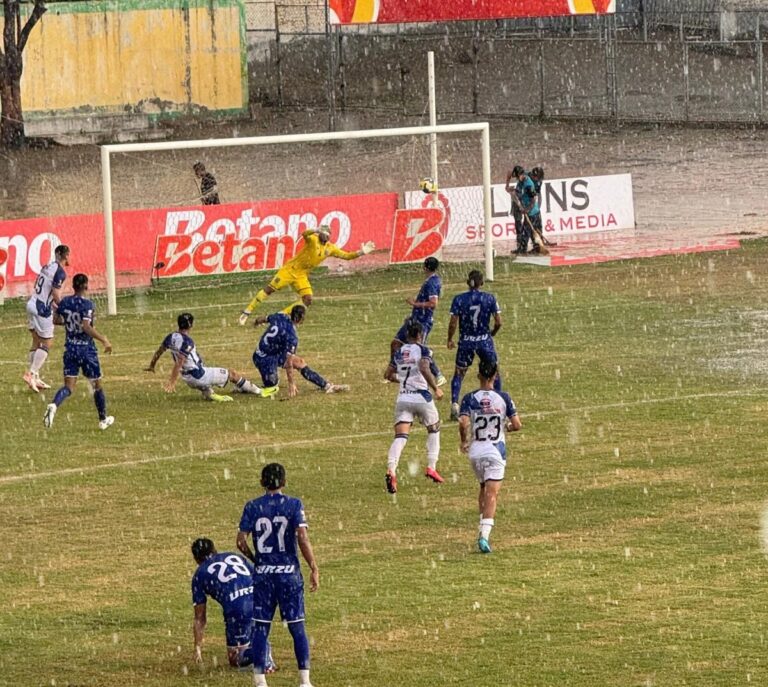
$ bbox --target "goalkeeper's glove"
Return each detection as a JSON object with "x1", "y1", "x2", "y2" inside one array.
[{"x1": 360, "y1": 241, "x2": 375, "y2": 255}]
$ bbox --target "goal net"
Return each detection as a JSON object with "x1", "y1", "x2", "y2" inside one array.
[{"x1": 101, "y1": 123, "x2": 494, "y2": 314}]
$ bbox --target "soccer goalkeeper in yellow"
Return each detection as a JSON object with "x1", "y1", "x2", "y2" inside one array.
[{"x1": 238, "y1": 225, "x2": 375, "y2": 325}]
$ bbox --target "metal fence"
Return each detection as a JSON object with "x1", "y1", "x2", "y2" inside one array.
[{"x1": 243, "y1": 4, "x2": 768, "y2": 126}]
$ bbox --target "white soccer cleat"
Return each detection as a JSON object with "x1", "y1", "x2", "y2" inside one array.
[
  {"x1": 99, "y1": 416, "x2": 115, "y2": 430},
  {"x1": 23, "y1": 371, "x2": 40, "y2": 393},
  {"x1": 323, "y1": 383, "x2": 350, "y2": 394},
  {"x1": 43, "y1": 403, "x2": 57, "y2": 428},
  {"x1": 238, "y1": 311, "x2": 251, "y2": 326}
]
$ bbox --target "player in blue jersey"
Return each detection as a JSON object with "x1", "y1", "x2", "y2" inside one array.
[
  {"x1": 458, "y1": 360, "x2": 522, "y2": 553},
  {"x1": 252, "y1": 305, "x2": 349, "y2": 398},
  {"x1": 390, "y1": 257, "x2": 446, "y2": 387},
  {"x1": 506, "y1": 165, "x2": 541, "y2": 255},
  {"x1": 24, "y1": 244, "x2": 70, "y2": 392},
  {"x1": 190, "y1": 537, "x2": 277, "y2": 672},
  {"x1": 43, "y1": 273, "x2": 114, "y2": 430},
  {"x1": 145, "y1": 312, "x2": 272, "y2": 402},
  {"x1": 384, "y1": 320, "x2": 444, "y2": 493},
  {"x1": 237, "y1": 463, "x2": 320, "y2": 687},
  {"x1": 447, "y1": 269, "x2": 502, "y2": 421}
]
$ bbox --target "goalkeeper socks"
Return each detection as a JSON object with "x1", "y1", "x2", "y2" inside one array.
[
  {"x1": 387, "y1": 434, "x2": 408, "y2": 471},
  {"x1": 246, "y1": 289, "x2": 269, "y2": 313},
  {"x1": 451, "y1": 374, "x2": 462, "y2": 404},
  {"x1": 493, "y1": 372, "x2": 502, "y2": 393},
  {"x1": 426, "y1": 431, "x2": 440, "y2": 468},
  {"x1": 93, "y1": 389, "x2": 107, "y2": 421},
  {"x1": 479, "y1": 518, "x2": 494, "y2": 540},
  {"x1": 30, "y1": 345, "x2": 49, "y2": 374},
  {"x1": 288, "y1": 621, "x2": 311, "y2": 670},
  {"x1": 300, "y1": 366, "x2": 327, "y2": 389},
  {"x1": 53, "y1": 386, "x2": 72, "y2": 407}
]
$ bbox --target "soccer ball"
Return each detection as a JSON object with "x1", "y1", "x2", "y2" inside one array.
[{"x1": 419, "y1": 177, "x2": 437, "y2": 194}]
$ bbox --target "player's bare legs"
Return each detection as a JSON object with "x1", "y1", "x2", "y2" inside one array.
[
  {"x1": 477, "y1": 479, "x2": 502, "y2": 553},
  {"x1": 240, "y1": 284, "x2": 276, "y2": 325}
]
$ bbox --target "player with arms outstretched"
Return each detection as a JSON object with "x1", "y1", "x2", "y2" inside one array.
[
  {"x1": 239, "y1": 225, "x2": 374, "y2": 324},
  {"x1": 145, "y1": 312, "x2": 271, "y2": 402},
  {"x1": 447, "y1": 270, "x2": 503, "y2": 421},
  {"x1": 24, "y1": 244, "x2": 70, "y2": 392},
  {"x1": 252, "y1": 305, "x2": 348, "y2": 397},
  {"x1": 190, "y1": 537, "x2": 277, "y2": 672},
  {"x1": 237, "y1": 463, "x2": 320, "y2": 687},
  {"x1": 459, "y1": 360, "x2": 521, "y2": 553},
  {"x1": 384, "y1": 321, "x2": 444, "y2": 494},
  {"x1": 44, "y1": 273, "x2": 114, "y2": 430}
]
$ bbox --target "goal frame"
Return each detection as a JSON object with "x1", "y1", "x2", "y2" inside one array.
[{"x1": 100, "y1": 122, "x2": 493, "y2": 315}]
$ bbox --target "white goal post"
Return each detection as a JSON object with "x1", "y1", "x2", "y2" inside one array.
[{"x1": 101, "y1": 122, "x2": 493, "y2": 316}]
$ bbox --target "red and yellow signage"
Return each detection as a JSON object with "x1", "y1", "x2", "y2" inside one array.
[{"x1": 329, "y1": 0, "x2": 614, "y2": 25}]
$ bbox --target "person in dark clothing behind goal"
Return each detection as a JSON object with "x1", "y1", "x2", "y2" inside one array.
[
  {"x1": 529, "y1": 166, "x2": 544, "y2": 197},
  {"x1": 193, "y1": 162, "x2": 220, "y2": 205}
]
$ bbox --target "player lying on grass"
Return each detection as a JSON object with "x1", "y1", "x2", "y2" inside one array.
[
  {"x1": 238, "y1": 224, "x2": 375, "y2": 325},
  {"x1": 251, "y1": 305, "x2": 349, "y2": 397},
  {"x1": 458, "y1": 360, "x2": 521, "y2": 554},
  {"x1": 384, "y1": 320, "x2": 444, "y2": 494},
  {"x1": 190, "y1": 538, "x2": 277, "y2": 672},
  {"x1": 145, "y1": 312, "x2": 274, "y2": 402},
  {"x1": 237, "y1": 463, "x2": 320, "y2": 687},
  {"x1": 43, "y1": 273, "x2": 114, "y2": 430}
]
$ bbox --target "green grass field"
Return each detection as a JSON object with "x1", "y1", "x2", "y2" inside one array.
[{"x1": 2, "y1": 243, "x2": 768, "y2": 687}]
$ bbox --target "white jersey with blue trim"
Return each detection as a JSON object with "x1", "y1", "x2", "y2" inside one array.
[
  {"x1": 393, "y1": 342, "x2": 433, "y2": 402},
  {"x1": 26, "y1": 261, "x2": 66, "y2": 316},
  {"x1": 460, "y1": 389, "x2": 517, "y2": 448},
  {"x1": 162, "y1": 331, "x2": 205, "y2": 379}
]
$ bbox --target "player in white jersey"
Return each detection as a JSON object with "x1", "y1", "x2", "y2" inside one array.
[
  {"x1": 23, "y1": 244, "x2": 70, "y2": 392},
  {"x1": 384, "y1": 320, "x2": 444, "y2": 494},
  {"x1": 458, "y1": 359, "x2": 522, "y2": 554}
]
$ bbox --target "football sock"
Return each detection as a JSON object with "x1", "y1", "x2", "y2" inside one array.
[
  {"x1": 246, "y1": 289, "x2": 269, "y2": 313},
  {"x1": 288, "y1": 621, "x2": 311, "y2": 670},
  {"x1": 27, "y1": 349, "x2": 34, "y2": 368},
  {"x1": 236, "y1": 377, "x2": 261, "y2": 394},
  {"x1": 251, "y1": 622, "x2": 271, "y2": 673},
  {"x1": 387, "y1": 434, "x2": 408, "y2": 471},
  {"x1": 236, "y1": 646, "x2": 253, "y2": 668},
  {"x1": 493, "y1": 373, "x2": 502, "y2": 393},
  {"x1": 451, "y1": 374, "x2": 462, "y2": 404},
  {"x1": 300, "y1": 366, "x2": 327, "y2": 389},
  {"x1": 426, "y1": 431, "x2": 440, "y2": 469},
  {"x1": 299, "y1": 669, "x2": 311, "y2": 685},
  {"x1": 93, "y1": 389, "x2": 107, "y2": 421},
  {"x1": 30, "y1": 345, "x2": 49, "y2": 374},
  {"x1": 253, "y1": 674, "x2": 267, "y2": 687},
  {"x1": 53, "y1": 386, "x2": 72, "y2": 407},
  {"x1": 479, "y1": 518, "x2": 494, "y2": 540}
]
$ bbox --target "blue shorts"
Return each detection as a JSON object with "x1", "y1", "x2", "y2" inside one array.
[
  {"x1": 63, "y1": 347, "x2": 102, "y2": 379},
  {"x1": 252, "y1": 352, "x2": 283, "y2": 387},
  {"x1": 455, "y1": 339, "x2": 497, "y2": 370},
  {"x1": 394, "y1": 319, "x2": 433, "y2": 345},
  {"x1": 252, "y1": 574, "x2": 305, "y2": 624},
  {"x1": 224, "y1": 614, "x2": 254, "y2": 647}
]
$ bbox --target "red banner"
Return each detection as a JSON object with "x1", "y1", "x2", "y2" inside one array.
[
  {"x1": 0, "y1": 193, "x2": 398, "y2": 293},
  {"x1": 329, "y1": 0, "x2": 615, "y2": 25}
]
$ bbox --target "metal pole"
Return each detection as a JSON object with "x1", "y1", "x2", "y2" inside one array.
[
  {"x1": 538, "y1": 38, "x2": 545, "y2": 117},
  {"x1": 481, "y1": 124, "x2": 494, "y2": 282},
  {"x1": 274, "y1": 3, "x2": 283, "y2": 108},
  {"x1": 427, "y1": 51, "x2": 439, "y2": 204},
  {"x1": 100, "y1": 147, "x2": 117, "y2": 316},
  {"x1": 325, "y1": 2, "x2": 336, "y2": 131},
  {"x1": 758, "y1": 14, "x2": 764, "y2": 123}
]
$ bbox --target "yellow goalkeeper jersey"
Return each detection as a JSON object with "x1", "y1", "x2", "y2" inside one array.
[{"x1": 286, "y1": 230, "x2": 359, "y2": 272}]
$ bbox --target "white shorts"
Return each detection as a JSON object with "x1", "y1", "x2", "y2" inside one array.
[
  {"x1": 182, "y1": 366, "x2": 229, "y2": 390},
  {"x1": 469, "y1": 442, "x2": 506, "y2": 483},
  {"x1": 26, "y1": 300, "x2": 54, "y2": 339},
  {"x1": 394, "y1": 398, "x2": 439, "y2": 427}
]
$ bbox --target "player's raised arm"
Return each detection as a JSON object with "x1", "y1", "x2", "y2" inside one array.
[
  {"x1": 297, "y1": 526, "x2": 319, "y2": 592},
  {"x1": 327, "y1": 242, "x2": 374, "y2": 261}
]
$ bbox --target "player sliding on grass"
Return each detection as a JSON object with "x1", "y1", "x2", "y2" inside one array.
[
  {"x1": 384, "y1": 320, "x2": 444, "y2": 494},
  {"x1": 251, "y1": 305, "x2": 349, "y2": 397},
  {"x1": 145, "y1": 312, "x2": 273, "y2": 402},
  {"x1": 459, "y1": 360, "x2": 521, "y2": 554},
  {"x1": 238, "y1": 225, "x2": 375, "y2": 324}
]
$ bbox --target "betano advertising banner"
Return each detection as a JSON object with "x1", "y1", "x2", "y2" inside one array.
[
  {"x1": 404, "y1": 174, "x2": 635, "y2": 245},
  {"x1": 0, "y1": 193, "x2": 398, "y2": 293},
  {"x1": 329, "y1": 0, "x2": 615, "y2": 25}
]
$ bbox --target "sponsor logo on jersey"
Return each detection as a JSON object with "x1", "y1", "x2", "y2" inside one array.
[
  {"x1": 255, "y1": 565, "x2": 296, "y2": 574},
  {"x1": 228, "y1": 586, "x2": 254, "y2": 602}
]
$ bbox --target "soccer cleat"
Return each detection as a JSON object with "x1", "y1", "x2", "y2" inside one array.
[
  {"x1": 23, "y1": 371, "x2": 40, "y2": 393},
  {"x1": 324, "y1": 383, "x2": 350, "y2": 394},
  {"x1": 99, "y1": 416, "x2": 115, "y2": 430},
  {"x1": 477, "y1": 537, "x2": 492, "y2": 554},
  {"x1": 424, "y1": 466, "x2": 444, "y2": 484},
  {"x1": 385, "y1": 470, "x2": 398, "y2": 494},
  {"x1": 260, "y1": 385, "x2": 279, "y2": 398},
  {"x1": 43, "y1": 403, "x2": 57, "y2": 428},
  {"x1": 435, "y1": 374, "x2": 447, "y2": 387},
  {"x1": 210, "y1": 393, "x2": 234, "y2": 402},
  {"x1": 450, "y1": 402, "x2": 460, "y2": 421},
  {"x1": 238, "y1": 310, "x2": 252, "y2": 326},
  {"x1": 33, "y1": 375, "x2": 51, "y2": 390}
]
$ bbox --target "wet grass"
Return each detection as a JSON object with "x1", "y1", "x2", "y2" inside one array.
[{"x1": 2, "y1": 242, "x2": 768, "y2": 686}]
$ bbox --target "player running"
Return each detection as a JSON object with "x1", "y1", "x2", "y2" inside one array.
[
  {"x1": 251, "y1": 305, "x2": 349, "y2": 397},
  {"x1": 384, "y1": 321, "x2": 444, "y2": 494},
  {"x1": 145, "y1": 312, "x2": 271, "y2": 402},
  {"x1": 390, "y1": 256, "x2": 446, "y2": 387},
  {"x1": 458, "y1": 360, "x2": 521, "y2": 553},
  {"x1": 238, "y1": 225, "x2": 375, "y2": 324},
  {"x1": 43, "y1": 273, "x2": 114, "y2": 430},
  {"x1": 447, "y1": 269, "x2": 502, "y2": 421},
  {"x1": 24, "y1": 244, "x2": 70, "y2": 392},
  {"x1": 190, "y1": 537, "x2": 277, "y2": 672},
  {"x1": 237, "y1": 463, "x2": 320, "y2": 687}
]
